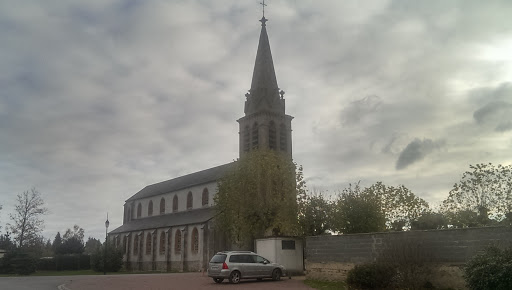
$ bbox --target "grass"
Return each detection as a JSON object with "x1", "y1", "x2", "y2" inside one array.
[{"x1": 304, "y1": 279, "x2": 348, "y2": 290}]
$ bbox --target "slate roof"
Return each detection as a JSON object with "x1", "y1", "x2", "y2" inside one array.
[
  {"x1": 126, "y1": 162, "x2": 235, "y2": 202},
  {"x1": 109, "y1": 207, "x2": 216, "y2": 234}
]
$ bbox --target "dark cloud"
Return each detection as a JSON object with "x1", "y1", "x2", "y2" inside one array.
[
  {"x1": 471, "y1": 82, "x2": 512, "y2": 132},
  {"x1": 473, "y1": 101, "x2": 512, "y2": 131},
  {"x1": 396, "y1": 138, "x2": 445, "y2": 170}
]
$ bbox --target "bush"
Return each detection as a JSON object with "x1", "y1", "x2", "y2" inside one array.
[
  {"x1": 377, "y1": 237, "x2": 437, "y2": 289},
  {"x1": 347, "y1": 263, "x2": 395, "y2": 289},
  {"x1": 90, "y1": 243, "x2": 123, "y2": 272},
  {"x1": 1, "y1": 248, "x2": 38, "y2": 275},
  {"x1": 38, "y1": 257, "x2": 56, "y2": 271},
  {"x1": 54, "y1": 254, "x2": 90, "y2": 271},
  {"x1": 464, "y1": 245, "x2": 512, "y2": 290}
]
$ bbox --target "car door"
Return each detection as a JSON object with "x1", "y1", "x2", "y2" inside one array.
[
  {"x1": 243, "y1": 254, "x2": 259, "y2": 277},
  {"x1": 254, "y1": 255, "x2": 273, "y2": 277}
]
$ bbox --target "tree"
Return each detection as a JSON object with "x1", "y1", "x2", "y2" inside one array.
[
  {"x1": 90, "y1": 242, "x2": 123, "y2": 272},
  {"x1": 331, "y1": 182, "x2": 429, "y2": 233},
  {"x1": 215, "y1": 149, "x2": 300, "y2": 247},
  {"x1": 84, "y1": 237, "x2": 102, "y2": 255},
  {"x1": 60, "y1": 225, "x2": 85, "y2": 254},
  {"x1": 0, "y1": 203, "x2": 3, "y2": 232},
  {"x1": 8, "y1": 188, "x2": 49, "y2": 247},
  {"x1": 442, "y1": 163, "x2": 512, "y2": 226},
  {"x1": 366, "y1": 182, "x2": 429, "y2": 231},
  {"x1": 411, "y1": 211, "x2": 447, "y2": 230},
  {"x1": 332, "y1": 183, "x2": 386, "y2": 234},
  {"x1": 42, "y1": 238, "x2": 53, "y2": 257},
  {"x1": 0, "y1": 232, "x2": 15, "y2": 251},
  {"x1": 52, "y1": 232, "x2": 63, "y2": 254},
  {"x1": 297, "y1": 190, "x2": 333, "y2": 236}
]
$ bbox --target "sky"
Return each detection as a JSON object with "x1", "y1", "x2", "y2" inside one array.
[{"x1": 1, "y1": 0, "x2": 511, "y2": 242}]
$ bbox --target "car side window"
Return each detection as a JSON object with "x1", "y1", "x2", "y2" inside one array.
[
  {"x1": 255, "y1": 255, "x2": 267, "y2": 263},
  {"x1": 229, "y1": 255, "x2": 241, "y2": 263}
]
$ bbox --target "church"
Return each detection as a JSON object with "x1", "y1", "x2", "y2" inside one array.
[{"x1": 109, "y1": 14, "x2": 294, "y2": 272}]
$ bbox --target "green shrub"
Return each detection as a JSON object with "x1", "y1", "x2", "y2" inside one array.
[
  {"x1": 90, "y1": 243, "x2": 123, "y2": 272},
  {"x1": 347, "y1": 263, "x2": 395, "y2": 289},
  {"x1": 464, "y1": 245, "x2": 512, "y2": 290},
  {"x1": 377, "y1": 237, "x2": 437, "y2": 289},
  {"x1": 38, "y1": 257, "x2": 56, "y2": 271},
  {"x1": 1, "y1": 248, "x2": 38, "y2": 275}
]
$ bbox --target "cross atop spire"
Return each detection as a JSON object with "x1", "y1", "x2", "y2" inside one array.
[{"x1": 260, "y1": 0, "x2": 267, "y2": 17}]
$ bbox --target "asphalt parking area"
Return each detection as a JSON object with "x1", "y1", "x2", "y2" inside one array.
[{"x1": 61, "y1": 272, "x2": 314, "y2": 290}]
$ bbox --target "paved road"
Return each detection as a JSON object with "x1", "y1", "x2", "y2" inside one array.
[
  {"x1": 0, "y1": 275, "x2": 69, "y2": 290},
  {"x1": 0, "y1": 273, "x2": 313, "y2": 290}
]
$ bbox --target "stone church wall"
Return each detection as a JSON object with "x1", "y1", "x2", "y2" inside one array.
[
  {"x1": 305, "y1": 226, "x2": 512, "y2": 289},
  {"x1": 126, "y1": 181, "x2": 219, "y2": 221},
  {"x1": 114, "y1": 221, "x2": 216, "y2": 273}
]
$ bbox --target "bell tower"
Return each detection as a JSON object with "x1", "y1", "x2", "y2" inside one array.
[{"x1": 237, "y1": 15, "x2": 293, "y2": 159}]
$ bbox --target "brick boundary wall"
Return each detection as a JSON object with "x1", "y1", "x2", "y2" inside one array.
[{"x1": 305, "y1": 226, "x2": 512, "y2": 288}]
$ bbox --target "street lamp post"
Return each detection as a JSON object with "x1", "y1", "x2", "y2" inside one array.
[{"x1": 104, "y1": 213, "x2": 110, "y2": 275}]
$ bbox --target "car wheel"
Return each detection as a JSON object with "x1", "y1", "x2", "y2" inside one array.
[
  {"x1": 213, "y1": 278, "x2": 224, "y2": 283},
  {"x1": 272, "y1": 269, "x2": 281, "y2": 281},
  {"x1": 229, "y1": 271, "x2": 241, "y2": 284}
]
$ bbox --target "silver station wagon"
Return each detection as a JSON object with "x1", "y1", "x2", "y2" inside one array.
[{"x1": 208, "y1": 251, "x2": 286, "y2": 284}]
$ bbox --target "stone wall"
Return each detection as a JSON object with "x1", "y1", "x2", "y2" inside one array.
[{"x1": 305, "y1": 227, "x2": 512, "y2": 288}]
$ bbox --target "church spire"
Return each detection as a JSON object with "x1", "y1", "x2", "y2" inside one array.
[
  {"x1": 250, "y1": 16, "x2": 278, "y2": 93},
  {"x1": 245, "y1": 15, "x2": 284, "y2": 115},
  {"x1": 237, "y1": 10, "x2": 293, "y2": 159}
]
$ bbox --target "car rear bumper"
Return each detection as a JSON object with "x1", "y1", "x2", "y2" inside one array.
[{"x1": 207, "y1": 269, "x2": 230, "y2": 278}]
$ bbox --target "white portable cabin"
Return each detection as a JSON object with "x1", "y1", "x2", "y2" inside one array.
[{"x1": 255, "y1": 237, "x2": 304, "y2": 275}]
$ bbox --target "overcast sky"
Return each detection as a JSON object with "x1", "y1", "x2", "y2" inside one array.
[{"x1": 1, "y1": 0, "x2": 511, "y2": 242}]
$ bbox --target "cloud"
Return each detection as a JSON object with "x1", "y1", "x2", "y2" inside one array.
[
  {"x1": 471, "y1": 82, "x2": 512, "y2": 132},
  {"x1": 396, "y1": 138, "x2": 445, "y2": 170},
  {"x1": 473, "y1": 101, "x2": 512, "y2": 132},
  {"x1": 341, "y1": 95, "x2": 382, "y2": 126}
]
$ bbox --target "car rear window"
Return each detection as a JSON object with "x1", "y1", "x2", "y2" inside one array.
[{"x1": 210, "y1": 254, "x2": 227, "y2": 263}]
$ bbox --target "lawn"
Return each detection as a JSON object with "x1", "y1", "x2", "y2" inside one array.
[{"x1": 304, "y1": 279, "x2": 347, "y2": 290}]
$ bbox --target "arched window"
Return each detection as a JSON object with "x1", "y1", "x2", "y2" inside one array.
[
  {"x1": 148, "y1": 200, "x2": 153, "y2": 217},
  {"x1": 173, "y1": 195, "x2": 178, "y2": 212},
  {"x1": 202, "y1": 188, "x2": 209, "y2": 206},
  {"x1": 159, "y1": 232, "x2": 166, "y2": 255},
  {"x1": 252, "y1": 122, "x2": 259, "y2": 149},
  {"x1": 123, "y1": 236, "x2": 127, "y2": 253},
  {"x1": 243, "y1": 125, "x2": 250, "y2": 152},
  {"x1": 131, "y1": 203, "x2": 135, "y2": 220},
  {"x1": 160, "y1": 198, "x2": 165, "y2": 214},
  {"x1": 133, "y1": 235, "x2": 139, "y2": 255},
  {"x1": 187, "y1": 191, "x2": 193, "y2": 209},
  {"x1": 146, "y1": 233, "x2": 152, "y2": 255},
  {"x1": 174, "y1": 230, "x2": 181, "y2": 254},
  {"x1": 137, "y1": 203, "x2": 142, "y2": 218},
  {"x1": 269, "y1": 121, "x2": 277, "y2": 150},
  {"x1": 279, "y1": 123, "x2": 287, "y2": 151},
  {"x1": 127, "y1": 207, "x2": 132, "y2": 222},
  {"x1": 191, "y1": 227, "x2": 199, "y2": 254}
]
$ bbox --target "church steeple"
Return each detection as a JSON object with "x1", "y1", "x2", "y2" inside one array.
[
  {"x1": 237, "y1": 15, "x2": 293, "y2": 159},
  {"x1": 245, "y1": 16, "x2": 285, "y2": 116}
]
